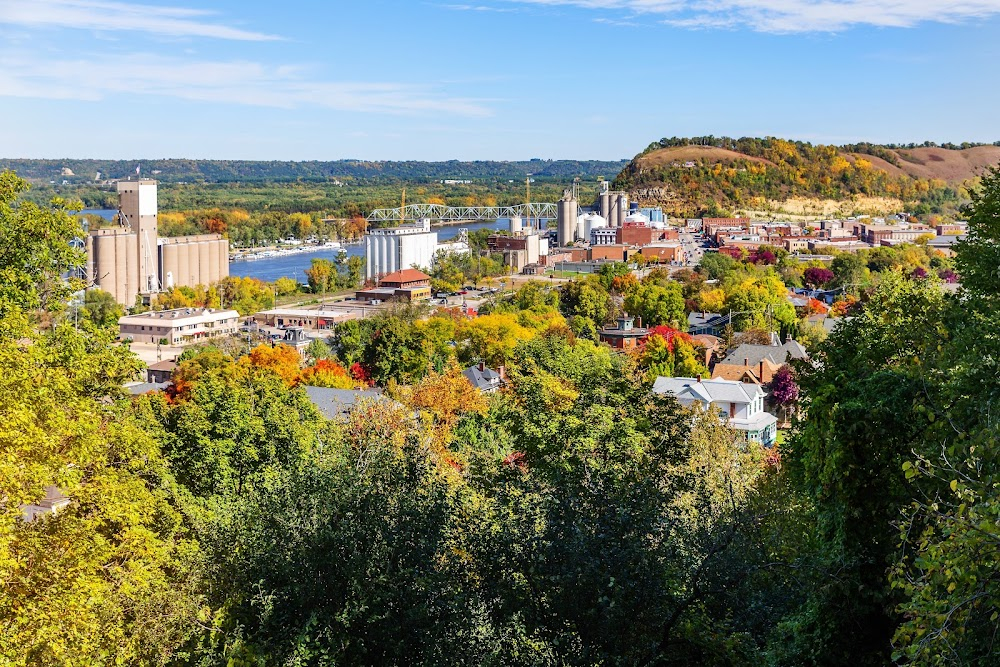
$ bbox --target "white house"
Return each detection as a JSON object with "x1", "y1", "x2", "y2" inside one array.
[{"x1": 653, "y1": 376, "x2": 778, "y2": 446}]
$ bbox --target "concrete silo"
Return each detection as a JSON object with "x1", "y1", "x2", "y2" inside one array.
[{"x1": 556, "y1": 192, "x2": 578, "y2": 247}]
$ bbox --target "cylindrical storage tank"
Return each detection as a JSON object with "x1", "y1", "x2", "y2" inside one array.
[
  {"x1": 576, "y1": 214, "x2": 585, "y2": 241},
  {"x1": 583, "y1": 213, "x2": 608, "y2": 240},
  {"x1": 207, "y1": 240, "x2": 221, "y2": 285},
  {"x1": 95, "y1": 235, "x2": 116, "y2": 302},
  {"x1": 125, "y1": 234, "x2": 139, "y2": 302},
  {"x1": 509, "y1": 216, "x2": 523, "y2": 235},
  {"x1": 162, "y1": 243, "x2": 179, "y2": 290},
  {"x1": 198, "y1": 241, "x2": 211, "y2": 287},
  {"x1": 599, "y1": 192, "x2": 612, "y2": 220},
  {"x1": 177, "y1": 242, "x2": 191, "y2": 288},
  {"x1": 113, "y1": 233, "x2": 129, "y2": 304},
  {"x1": 218, "y1": 239, "x2": 230, "y2": 279},
  {"x1": 557, "y1": 198, "x2": 578, "y2": 247}
]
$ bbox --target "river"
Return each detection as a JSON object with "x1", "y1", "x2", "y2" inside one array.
[{"x1": 81, "y1": 210, "x2": 513, "y2": 283}]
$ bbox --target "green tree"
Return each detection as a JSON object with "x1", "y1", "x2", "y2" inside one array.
[
  {"x1": 80, "y1": 288, "x2": 123, "y2": 328},
  {"x1": 559, "y1": 275, "x2": 611, "y2": 326},
  {"x1": 623, "y1": 281, "x2": 685, "y2": 327},
  {"x1": 305, "y1": 257, "x2": 335, "y2": 294},
  {"x1": 0, "y1": 170, "x2": 85, "y2": 319}
]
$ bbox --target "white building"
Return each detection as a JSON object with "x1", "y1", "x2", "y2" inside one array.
[
  {"x1": 364, "y1": 218, "x2": 438, "y2": 280},
  {"x1": 119, "y1": 307, "x2": 241, "y2": 345},
  {"x1": 652, "y1": 376, "x2": 778, "y2": 446}
]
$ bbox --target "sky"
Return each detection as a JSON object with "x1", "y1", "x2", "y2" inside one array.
[{"x1": 0, "y1": 0, "x2": 998, "y2": 160}]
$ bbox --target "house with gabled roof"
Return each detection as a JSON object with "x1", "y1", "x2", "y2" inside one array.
[
  {"x1": 720, "y1": 339, "x2": 808, "y2": 368},
  {"x1": 653, "y1": 376, "x2": 777, "y2": 446}
]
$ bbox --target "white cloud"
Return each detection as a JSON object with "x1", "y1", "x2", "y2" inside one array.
[
  {"x1": 0, "y1": 0, "x2": 279, "y2": 40},
  {"x1": 0, "y1": 53, "x2": 492, "y2": 117},
  {"x1": 503, "y1": 0, "x2": 1000, "y2": 32}
]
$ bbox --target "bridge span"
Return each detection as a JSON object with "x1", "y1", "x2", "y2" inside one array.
[{"x1": 366, "y1": 202, "x2": 557, "y2": 224}]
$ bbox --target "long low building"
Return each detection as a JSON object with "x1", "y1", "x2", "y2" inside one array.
[{"x1": 119, "y1": 307, "x2": 240, "y2": 345}]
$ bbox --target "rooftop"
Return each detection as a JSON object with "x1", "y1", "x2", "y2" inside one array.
[
  {"x1": 380, "y1": 268, "x2": 432, "y2": 284},
  {"x1": 120, "y1": 307, "x2": 239, "y2": 323}
]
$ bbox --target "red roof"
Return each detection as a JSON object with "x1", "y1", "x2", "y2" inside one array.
[{"x1": 381, "y1": 268, "x2": 431, "y2": 283}]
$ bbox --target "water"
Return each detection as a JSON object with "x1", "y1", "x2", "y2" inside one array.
[
  {"x1": 80, "y1": 209, "x2": 118, "y2": 221},
  {"x1": 229, "y1": 220, "x2": 511, "y2": 282},
  {"x1": 79, "y1": 210, "x2": 517, "y2": 283}
]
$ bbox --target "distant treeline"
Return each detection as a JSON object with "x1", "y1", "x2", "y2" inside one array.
[
  {"x1": 0, "y1": 158, "x2": 628, "y2": 185},
  {"x1": 642, "y1": 135, "x2": 1000, "y2": 157}
]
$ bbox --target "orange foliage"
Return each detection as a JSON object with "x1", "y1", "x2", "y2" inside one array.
[
  {"x1": 301, "y1": 359, "x2": 354, "y2": 389},
  {"x1": 408, "y1": 366, "x2": 487, "y2": 430},
  {"x1": 240, "y1": 344, "x2": 302, "y2": 386}
]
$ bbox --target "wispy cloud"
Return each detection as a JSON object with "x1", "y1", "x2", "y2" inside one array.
[
  {"x1": 0, "y1": 53, "x2": 492, "y2": 116},
  {"x1": 503, "y1": 0, "x2": 1000, "y2": 32},
  {"x1": 0, "y1": 0, "x2": 279, "y2": 41}
]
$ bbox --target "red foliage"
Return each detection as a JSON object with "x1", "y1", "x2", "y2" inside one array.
[
  {"x1": 764, "y1": 447, "x2": 782, "y2": 468},
  {"x1": 644, "y1": 325, "x2": 693, "y2": 353},
  {"x1": 803, "y1": 267, "x2": 835, "y2": 288},
  {"x1": 750, "y1": 247, "x2": 777, "y2": 265},
  {"x1": 502, "y1": 451, "x2": 527, "y2": 471},
  {"x1": 350, "y1": 362, "x2": 373, "y2": 385}
]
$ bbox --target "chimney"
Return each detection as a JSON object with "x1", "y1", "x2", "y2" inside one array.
[
  {"x1": 498, "y1": 365, "x2": 506, "y2": 382},
  {"x1": 696, "y1": 374, "x2": 702, "y2": 382},
  {"x1": 744, "y1": 357, "x2": 749, "y2": 368},
  {"x1": 478, "y1": 361, "x2": 486, "y2": 372},
  {"x1": 759, "y1": 360, "x2": 765, "y2": 382}
]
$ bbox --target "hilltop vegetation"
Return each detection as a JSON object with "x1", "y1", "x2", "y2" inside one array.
[{"x1": 615, "y1": 136, "x2": 999, "y2": 217}]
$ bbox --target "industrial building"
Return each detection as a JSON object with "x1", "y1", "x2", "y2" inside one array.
[
  {"x1": 86, "y1": 180, "x2": 229, "y2": 305},
  {"x1": 364, "y1": 218, "x2": 438, "y2": 280},
  {"x1": 598, "y1": 181, "x2": 629, "y2": 228}
]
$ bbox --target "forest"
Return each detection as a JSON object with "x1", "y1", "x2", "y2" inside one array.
[{"x1": 2, "y1": 166, "x2": 1000, "y2": 665}]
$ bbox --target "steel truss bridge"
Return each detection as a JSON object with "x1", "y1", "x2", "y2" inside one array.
[{"x1": 367, "y1": 202, "x2": 557, "y2": 224}]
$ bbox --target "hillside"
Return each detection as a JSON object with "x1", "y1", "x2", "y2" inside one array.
[
  {"x1": 615, "y1": 137, "x2": 1000, "y2": 218},
  {"x1": 0, "y1": 158, "x2": 628, "y2": 186}
]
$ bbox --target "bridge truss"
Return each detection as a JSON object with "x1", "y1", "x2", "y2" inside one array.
[{"x1": 367, "y1": 202, "x2": 557, "y2": 224}]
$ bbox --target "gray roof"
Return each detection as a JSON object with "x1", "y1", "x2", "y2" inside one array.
[
  {"x1": 463, "y1": 364, "x2": 502, "y2": 392},
  {"x1": 688, "y1": 312, "x2": 723, "y2": 327},
  {"x1": 126, "y1": 381, "x2": 170, "y2": 395},
  {"x1": 304, "y1": 386, "x2": 388, "y2": 420},
  {"x1": 653, "y1": 376, "x2": 764, "y2": 405},
  {"x1": 722, "y1": 340, "x2": 808, "y2": 367}
]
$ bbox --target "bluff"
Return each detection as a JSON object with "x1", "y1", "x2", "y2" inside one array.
[{"x1": 613, "y1": 136, "x2": 1000, "y2": 218}]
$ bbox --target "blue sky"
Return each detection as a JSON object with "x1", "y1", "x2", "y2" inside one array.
[{"x1": 0, "y1": 0, "x2": 997, "y2": 160}]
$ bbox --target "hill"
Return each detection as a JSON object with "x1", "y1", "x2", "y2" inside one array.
[
  {"x1": 0, "y1": 158, "x2": 628, "y2": 186},
  {"x1": 614, "y1": 137, "x2": 1000, "y2": 218}
]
